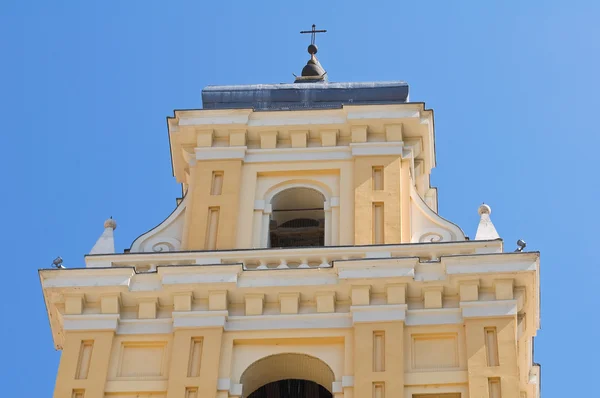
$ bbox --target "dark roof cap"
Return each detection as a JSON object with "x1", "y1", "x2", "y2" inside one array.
[{"x1": 201, "y1": 81, "x2": 409, "y2": 111}]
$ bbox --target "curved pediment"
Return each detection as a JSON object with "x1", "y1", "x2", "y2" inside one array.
[
  {"x1": 410, "y1": 185, "x2": 465, "y2": 243},
  {"x1": 129, "y1": 196, "x2": 187, "y2": 253}
]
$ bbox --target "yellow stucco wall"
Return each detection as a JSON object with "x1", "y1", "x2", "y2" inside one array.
[
  {"x1": 183, "y1": 160, "x2": 242, "y2": 250},
  {"x1": 52, "y1": 314, "x2": 529, "y2": 398},
  {"x1": 353, "y1": 156, "x2": 402, "y2": 245}
]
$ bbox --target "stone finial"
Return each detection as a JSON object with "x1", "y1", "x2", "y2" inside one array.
[
  {"x1": 478, "y1": 204, "x2": 491, "y2": 215},
  {"x1": 475, "y1": 203, "x2": 500, "y2": 240},
  {"x1": 104, "y1": 217, "x2": 117, "y2": 230},
  {"x1": 90, "y1": 217, "x2": 117, "y2": 254}
]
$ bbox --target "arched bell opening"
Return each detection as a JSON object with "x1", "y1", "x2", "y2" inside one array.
[
  {"x1": 269, "y1": 187, "x2": 325, "y2": 248},
  {"x1": 240, "y1": 353, "x2": 334, "y2": 398},
  {"x1": 248, "y1": 379, "x2": 331, "y2": 398}
]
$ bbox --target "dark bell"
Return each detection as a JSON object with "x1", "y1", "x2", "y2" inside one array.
[{"x1": 307, "y1": 44, "x2": 318, "y2": 54}]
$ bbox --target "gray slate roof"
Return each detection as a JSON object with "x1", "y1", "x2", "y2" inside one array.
[{"x1": 201, "y1": 81, "x2": 409, "y2": 111}]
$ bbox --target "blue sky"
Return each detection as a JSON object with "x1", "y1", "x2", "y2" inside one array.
[{"x1": 1, "y1": 1, "x2": 598, "y2": 396}]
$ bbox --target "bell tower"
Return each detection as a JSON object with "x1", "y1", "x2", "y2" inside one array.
[{"x1": 40, "y1": 28, "x2": 540, "y2": 398}]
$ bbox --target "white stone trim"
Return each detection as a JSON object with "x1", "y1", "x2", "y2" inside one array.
[
  {"x1": 350, "y1": 304, "x2": 407, "y2": 323},
  {"x1": 446, "y1": 258, "x2": 537, "y2": 275},
  {"x1": 225, "y1": 312, "x2": 351, "y2": 331},
  {"x1": 461, "y1": 300, "x2": 518, "y2": 318},
  {"x1": 341, "y1": 376, "x2": 354, "y2": 387},
  {"x1": 349, "y1": 142, "x2": 404, "y2": 157},
  {"x1": 245, "y1": 146, "x2": 351, "y2": 163},
  {"x1": 195, "y1": 146, "x2": 246, "y2": 160},
  {"x1": 217, "y1": 378, "x2": 231, "y2": 391},
  {"x1": 229, "y1": 383, "x2": 243, "y2": 397},
  {"x1": 117, "y1": 318, "x2": 173, "y2": 335},
  {"x1": 62, "y1": 314, "x2": 119, "y2": 331},
  {"x1": 161, "y1": 271, "x2": 239, "y2": 285},
  {"x1": 405, "y1": 308, "x2": 463, "y2": 326},
  {"x1": 336, "y1": 258, "x2": 416, "y2": 280},
  {"x1": 172, "y1": 310, "x2": 228, "y2": 329},
  {"x1": 41, "y1": 269, "x2": 134, "y2": 288},
  {"x1": 332, "y1": 382, "x2": 343, "y2": 393}
]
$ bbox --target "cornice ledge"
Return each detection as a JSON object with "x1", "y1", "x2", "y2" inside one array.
[
  {"x1": 195, "y1": 146, "x2": 247, "y2": 161},
  {"x1": 159, "y1": 265, "x2": 241, "y2": 286},
  {"x1": 117, "y1": 318, "x2": 173, "y2": 335},
  {"x1": 405, "y1": 308, "x2": 463, "y2": 326},
  {"x1": 444, "y1": 254, "x2": 538, "y2": 275},
  {"x1": 177, "y1": 109, "x2": 252, "y2": 126},
  {"x1": 62, "y1": 314, "x2": 120, "y2": 331},
  {"x1": 172, "y1": 310, "x2": 228, "y2": 329},
  {"x1": 40, "y1": 267, "x2": 134, "y2": 289},
  {"x1": 225, "y1": 312, "x2": 351, "y2": 331},
  {"x1": 350, "y1": 304, "x2": 407, "y2": 323},
  {"x1": 460, "y1": 300, "x2": 518, "y2": 318},
  {"x1": 350, "y1": 142, "x2": 404, "y2": 157},
  {"x1": 336, "y1": 257, "x2": 417, "y2": 280}
]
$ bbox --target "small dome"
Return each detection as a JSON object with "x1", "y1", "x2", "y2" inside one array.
[
  {"x1": 301, "y1": 55, "x2": 325, "y2": 77},
  {"x1": 478, "y1": 204, "x2": 491, "y2": 216},
  {"x1": 104, "y1": 217, "x2": 117, "y2": 230}
]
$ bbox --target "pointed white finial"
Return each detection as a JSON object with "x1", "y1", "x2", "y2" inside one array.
[
  {"x1": 90, "y1": 217, "x2": 117, "y2": 254},
  {"x1": 475, "y1": 203, "x2": 500, "y2": 240}
]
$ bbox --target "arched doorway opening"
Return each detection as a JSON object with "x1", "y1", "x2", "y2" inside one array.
[
  {"x1": 269, "y1": 188, "x2": 325, "y2": 248},
  {"x1": 241, "y1": 353, "x2": 334, "y2": 398}
]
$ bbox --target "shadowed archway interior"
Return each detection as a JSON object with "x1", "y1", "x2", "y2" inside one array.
[
  {"x1": 240, "y1": 353, "x2": 335, "y2": 398},
  {"x1": 247, "y1": 379, "x2": 331, "y2": 398},
  {"x1": 269, "y1": 187, "x2": 325, "y2": 248}
]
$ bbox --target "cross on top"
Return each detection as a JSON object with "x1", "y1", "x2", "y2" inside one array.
[{"x1": 300, "y1": 24, "x2": 327, "y2": 46}]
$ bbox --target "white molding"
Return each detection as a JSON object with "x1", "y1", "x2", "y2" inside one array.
[
  {"x1": 229, "y1": 383, "x2": 243, "y2": 397},
  {"x1": 117, "y1": 318, "x2": 173, "y2": 335},
  {"x1": 461, "y1": 300, "x2": 517, "y2": 318},
  {"x1": 332, "y1": 382, "x2": 343, "y2": 393},
  {"x1": 179, "y1": 111, "x2": 252, "y2": 126},
  {"x1": 245, "y1": 146, "x2": 351, "y2": 163},
  {"x1": 217, "y1": 378, "x2": 231, "y2": 391},
  {"x1": 336, "y1": 258, "x2": 416, "y2": 280},
  {"x1": 345, "y1": 107, "x2": 421, "y2": 120},
  {"x1": 350, "y1": 142, "x2": 404, "y2": 157},
  {"x1": 41, "y1": 269, "x2": 134, "y2": 288},
  {"x1": 172, "y1": 310, "x2": 228, "y2": 329},
  {"x1": 195, "y1": 146, "x2": 246, "y2": 160},
  {"x1": 350, "y1": 304, "x2": 407, "y2": 323},
  {"x1": 62, "y1": 314, "x2": 119, "y2": 331},
  {"x1": 341, "y1": 376, "x2": 354, "y2": 387},
  {"x1": 446, "y1": 259, "x2": 537, "y2": 275},
  {"x1": 405, "y1": 308, "x2": 463, "y2": 326},
  {"x1": 238, "y1": 272, "x2": 338, "y2": 288},
  {"x1": 161, "y1": 271, "x2": 239, "y2": 285},
  {"x1": 225, "y1": 312, "x2": 351, "y2": 331}
]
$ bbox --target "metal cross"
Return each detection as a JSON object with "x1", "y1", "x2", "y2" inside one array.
[{"x1": 300, "y1": 24, "x2": 327, "y2": 46}]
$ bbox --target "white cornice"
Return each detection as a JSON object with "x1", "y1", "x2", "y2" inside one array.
[
  {"x1": 350, "y1": 142, "x2": 404, "y2": 157},
  {"x1": 336, "y1": 257, "x2": 417, "y2": 280},
  {"x1": 173, "y1": 310, "x2": 228, "y2": 329},
  {"x1": 245, "y1": 146, "x2": 351, "y2": 163},
  {"x1": 41, "y1": 268, "x2": 134, "y2": 288},
  {"x1": 461, "y1": 300, "x2": 518, "y2": 318},
  {"x1": 405, "y1": 308, "x2": 463, "y2": 326},
  {"x1": 225, "y1": 313, "x2": 352, "y2": 331},
  {"x1": 351, "y1": 304, "x2": 407, "y2": 323},
  {"x1": 117, "y1": 318, "x2": 173, "y2": 335},
  {"x1": 195, "y1": 146, "x2": 246, "y2": 161},
  {"x1": 62, "y1": 314, "x2": 119, "y2": 331}
]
